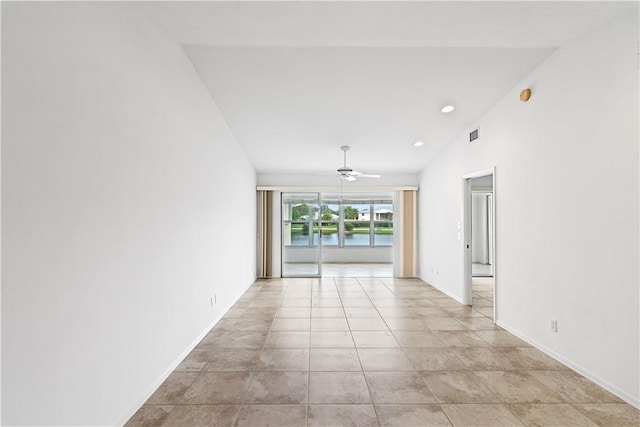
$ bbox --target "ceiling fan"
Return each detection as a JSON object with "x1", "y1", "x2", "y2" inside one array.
[{"x1": 336, "y1": 146, "x2": 381, "y2": 181}]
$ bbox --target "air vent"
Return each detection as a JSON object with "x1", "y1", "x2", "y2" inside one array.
[{"x1": 469, "y1": 128, "x2": 479, "y2": 143}]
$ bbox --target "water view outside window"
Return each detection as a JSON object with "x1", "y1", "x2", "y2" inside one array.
[
  {"x1": 345, "y1": 202, "x2": 371, "y2": 246},
  {"x1": 284, "y1": 198, "x2": 393, "y2": 248}
]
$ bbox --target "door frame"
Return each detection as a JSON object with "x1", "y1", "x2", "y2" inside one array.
[
  {"x1": 281, "y1": 192, "x2": 323, "y2": 278},
  {"x1": 462, "y1": 168, "x2": 496, "y2": 319}
]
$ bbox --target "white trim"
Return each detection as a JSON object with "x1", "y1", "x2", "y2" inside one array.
[
  {"x1": 497, "y1": 320, "x2": 640, "y2": 410},
  {"x1": 461, "y1": 167, "x2": 496, "y2": 316},
  {"x1": 115, "y1": 280, "x2": 253, "y2": 425},
  {"x1": 425, "y1": 279, "x2": 466, "y2": 305}
]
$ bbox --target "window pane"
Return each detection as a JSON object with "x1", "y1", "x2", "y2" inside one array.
[
  {"x1": 344, "y1": 203, "x2": 370, "y2": 246},
  {"x1": 373, "y1": 204, "x2": 393, "y2": 246},
  {"x1": 320, "y1": 204, "x2": 340, "y2": 246}
]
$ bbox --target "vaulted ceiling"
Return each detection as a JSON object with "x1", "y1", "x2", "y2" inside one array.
[{"x1": 140, "y1": 1, "x2": 633, "y2": 175}]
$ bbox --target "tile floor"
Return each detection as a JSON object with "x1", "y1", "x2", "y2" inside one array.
[
  {"x1": 472, "y1": 277, "x2": 494, "y2": 320},
  {"x1": 126, "y1": 277, "x2": 639, "y2": 427}
]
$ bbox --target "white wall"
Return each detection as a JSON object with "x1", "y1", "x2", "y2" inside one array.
[
  {"x1": 2, "y1": 3, "x2": 256, "y2": 425},
  {"x1": 418, "y1": 13, "x2": 639, "y2": 407}
]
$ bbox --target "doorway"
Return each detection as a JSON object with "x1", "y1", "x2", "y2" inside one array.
[
  {"x1": 281, "y1": 191, "x2": 394, "y2": 278},
  {"x1": 281, "y1": 192, "x2": 322, "y2": 277},
  {"x1": 462, "y1": 169, "x2": 496, "y2": 320}
]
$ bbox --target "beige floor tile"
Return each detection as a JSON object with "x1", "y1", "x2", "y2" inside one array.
[
  {"x1": 411, "y1": 307, "x2": 450, "y2": 318},
  {"x1": 249, "y1": 299, "x2": 282, "y2": 308},
  {"x1": 212, "y1": 318, "x2": 238, "y2": 331},
  {"x1": 276, "y1": 307, "x2": 311, "y2": 318},
  {"x1": 256, "y1": 348, "x2": 310, "y2": 371},
  {"x1": 472, "y1": 298, "x2": 494, "y2": 308},
  {"x1": 341, "y1": 299, "x2": 376, "y2": 308},
  {"x1": 452, "y1": 348, "x2": 519, "y2": 370},
  {"x1": 441, "y1": 403, "x2": 524, "y2": 426},
  {"x1": 509, "y1": 403, "x2": 598, "y2": 426},
  {"x1": 280, "y1": 298, "x2": 311, "y2": 308},
  {"x1": 309, "y1": 348, "x2": 362, "y2": 371},
  {"x1": 311, "y1": 317, "x2": 350, "y2": 331},
  {"x1": 404, "y1": 348, "x2": 467, "y2": 371},
  {"x1": 424, "y1": 317, "x2": 467, "y2": 331},
  {"x1": 348, "y1": 317, "x2": 389, "y2": 331},
  {"x1": 340, "y1": 292, "x2": 369, "y2": 299},
  {"x1": 176, "y1": 349, "x2": 210, "y2": 372},
  {"x1": 223, "y1": 307, "x2": 247, "y2": 318},
  {"x1": 181, "y1": 372, "x2": 252, "y2": 404},
  {"x1": 239, "y1": 307, "x2": 278, "y2": 318},
  {"x1": 441, "y1": 306, "x2": 486, "y2": 318},
  {"x1": 372, "y1": 299, "x2": 409, "y2": 308},
  {"x1": 456, "y1": 317, "x2": 500, "y2": 331},
  {"x1": 309, "y1": 372, "x2": 372, "y2": 404},
  {"x1": 264, "y1": 331, "x2": 310, "y2": 348},
  {"x1": 402, "y1": 299, "x2": 436, "y2": 307},
  {"x1": 308, "y1": 405, "x2": 378, "y2": 427},
  {"x1": 476, "y1": 371, "x2": 562, "y2": 403},
  {"x1": 124, "y1": 405, "x2": 174, "y2": 427},
  {"x1": 503, "y1": 347, "x2": 568, "y2": 370},
  {"x1": 310, "y1": 331, "x2": 355, "y2": 348},
  {"x1": 572, "y1": 403, "x2": 640, "y2": 426},
  {"x1": 231, "y1": 317, "x2": 273, "y2": 332},
  {"x1": 385, "y1": 317, "x2": 429, "y2": 331},
  {"x1": 147, "y1": 372, "x2": 199, "y2": 404},
  {"x1": 162, "y1": 405, "x2": 239, "y2": 427},
  {"x1": 197, "y1": 330, "x2": 267, "y2": 349},
  {"x1": 421, "y1": 371, "x2": 500, "y2": 404},
  {"x1": 529, "y1": 371, "x2": 623, "y2": 403},
  {"x1": 434, "y1": 331, "x2": 491, "y2": 348},
  {"x1": 198, "y1": 348, "x2": 260, "y2": 371},
  {"x1": 352, "y1": 330, "x2": 400, "y2": 348},
  {"x1": 375, "y1": 404, "x2": 451, "y2": 427},
  {"x1": 283, "y1": 291, "x2": 312, "y2": 299},
  {"x1": 129, "y1": 278, "x2": 635, "y2": 427},
  {"x1": 365, "y1": 372, "x2": 436, "y2": 404},
  {"x1": 245, "y1": 372, "x2": 308, "y2": 404},
  {"x1": 311, "y1": 298, "x2": 342, "y2": 308},
  {"x1": 474, "y1": 330, "x2": 529, "y2": 347},
  {"x1": 393, "y1": 330, "x2": 445, "y2": 347},
  {"x1": 345, "y1": 307, "x2": 381, "y2": 317},
  {"x1": 358, "y1": 348, "x2": 415, "y2": 371},
  {"x1": 376, "y1": 307, "x2": 418, "y2": 318},
  {"x1": 311, "y1": 307, "x2": 346, "y2": 317},
  {"x1": 271, "y1": 318, "x2": 311, "y2": 331},
  {"x1": 431, "y1": 299, "x2": 464, "y2": 308},
  {"x1": 235, "y1": 405, "x2": 307, "y2": 427}
]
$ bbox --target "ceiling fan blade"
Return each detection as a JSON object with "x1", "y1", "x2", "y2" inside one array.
[{"x1": 357, "y1": 174, "x2": 381, "y2": 178}]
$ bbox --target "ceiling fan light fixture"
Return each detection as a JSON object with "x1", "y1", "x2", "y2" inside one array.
[
  {"x1": 441, "y1": 105, "x2": 455, "y2": 113},
  {"x1": 345, "y1": 176, "x2": 357, "y2": 182},
  {"x1": 413, "y1": 141, "x2": 424, "y2": 147}
]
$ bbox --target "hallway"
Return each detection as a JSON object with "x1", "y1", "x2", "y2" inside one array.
[{"x1": 127, "y1": 277, "x2": 638, "y2": 426}]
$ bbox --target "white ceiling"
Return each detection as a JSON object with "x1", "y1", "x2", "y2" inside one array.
[{"x1": 140, "y1": 1, "x2": 633, "y2": 175}]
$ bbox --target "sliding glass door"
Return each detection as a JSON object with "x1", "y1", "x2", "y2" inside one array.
[{"x1": 282, "y1": 193, "x2": 322, "y2": 277}]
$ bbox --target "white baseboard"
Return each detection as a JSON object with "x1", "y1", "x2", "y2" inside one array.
[
  {"x1": 497, "y1": 320, "x2": 640, "y2": 410},
  {"x1": 420, "y1": 277, "x2": 466, "y2": 305},
  {"x1": 115, "y1": 280, "x2": 254, "y2": 426}
]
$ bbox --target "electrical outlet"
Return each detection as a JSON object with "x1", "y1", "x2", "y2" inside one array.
[{"x1": 551, "y1": 320, "x2": 558, "y2": 333}]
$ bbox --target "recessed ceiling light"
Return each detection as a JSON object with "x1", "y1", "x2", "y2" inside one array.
[
  {"x1": 413, "y1": 141, "x2": 424, "y2": 147},
  {"x1": 441, "y1": 105, "x2": 455, "y2": 113}
]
